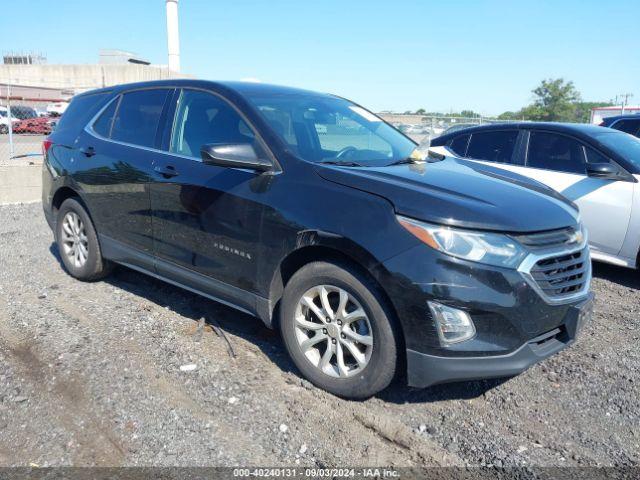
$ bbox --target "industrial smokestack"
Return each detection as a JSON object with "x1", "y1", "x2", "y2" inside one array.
[{"x1": 166, "y1": 0, "x2": 180, "y2": 72}]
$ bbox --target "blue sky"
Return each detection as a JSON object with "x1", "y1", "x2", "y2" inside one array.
[{"x1": 2, "y1": 0, "x2": 638, "y2": 115}]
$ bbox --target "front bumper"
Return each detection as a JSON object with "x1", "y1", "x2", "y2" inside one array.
[
  {"x1": 375, "y1": 241, "x2": 594, "y2": 388},
  {"x1": 407, "y1": 292, "x2": 593, "y2": 387}
]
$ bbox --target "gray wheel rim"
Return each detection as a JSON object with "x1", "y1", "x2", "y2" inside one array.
[
  {"x1": 294, "y1": 285, "x2": 373, "y2": 378},
  {"x1": 61, "y1": 211, "x2": 89, "y2": 268}
]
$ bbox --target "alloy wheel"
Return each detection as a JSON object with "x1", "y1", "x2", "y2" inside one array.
[
  {"x1": 61, "y1": 211, "x2": 89, "y2": 268},
  {"x1": 294, "y1": 285, "x2": 373, "y2": 378}
]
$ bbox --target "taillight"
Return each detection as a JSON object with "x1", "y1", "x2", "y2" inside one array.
[{"x1": 42, "y1": 139, "x2": 53, "y2": 156}]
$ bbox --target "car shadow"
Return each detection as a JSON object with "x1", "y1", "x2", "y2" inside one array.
[
  {"x1": 47, "y1": 242, "x2": 516, "y2": 403},
  {"x1": 49, "y1": 242, "x2": 65, "y2": 269},
  {"x1": 592, "y1": 260, "x2": 640, "y2": 290},
  {"x1": 109, "y1": 268, "x2": 297, "y2": 374},
  {"x1": 48, "y1": 243, "x2": 295, "y2": 375},
  {"x1": 379, "y1": 377, "x2": 509, "y2": 404}
]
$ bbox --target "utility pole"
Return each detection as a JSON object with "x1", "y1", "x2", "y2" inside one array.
[
  {"x1": 6, "y1": 83, "x2": 14, "y2": 160},
  {"x1": 619, "y1": 93, "x2": 633, "y2": 114}
]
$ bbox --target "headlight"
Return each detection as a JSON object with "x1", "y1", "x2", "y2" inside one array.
[{"x1": 397, "y1": 215, "x2": 528, "y2": 268}]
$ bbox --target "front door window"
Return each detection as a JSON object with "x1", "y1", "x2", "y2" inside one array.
[{"x1": 170, "y1": 89, "x2": 259, "y2": 159}]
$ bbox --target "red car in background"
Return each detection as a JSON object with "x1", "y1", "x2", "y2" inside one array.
[{"x1": 12, "y1": 116, "x2": 57, "y2": 135}]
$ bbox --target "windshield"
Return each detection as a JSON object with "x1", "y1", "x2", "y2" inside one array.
[
  {"x1": 246, "y1": 93, "x2": 416, "y2": 166},
  {"x1": 594, "y1": 130, "x2": 640, "y2": 169}
]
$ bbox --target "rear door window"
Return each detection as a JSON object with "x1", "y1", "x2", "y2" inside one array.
[
  {"x1": 526, "y1": 131, "x2": 586, "y2": 174},
  {"x1": 466, "y1": 130, "x2": 518, "y2": 163},
  {"x1": 111, "y1": 89, "x2": 171, "y2": 148},
  {"x1": 448, "y1": 134, "x2": 470, "y2": 156}
]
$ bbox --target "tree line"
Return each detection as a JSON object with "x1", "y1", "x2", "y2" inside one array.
[{"x1": 406, "y1": 79, "x2": 614, "y2": 123}]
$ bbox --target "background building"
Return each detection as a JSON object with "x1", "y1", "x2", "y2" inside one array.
[
  {"x1": 590, "y1": 106, "x2": 640, "y2": 124},
  {"x1": 0, "y1": 51, "x2": 191, "y2": 109}
]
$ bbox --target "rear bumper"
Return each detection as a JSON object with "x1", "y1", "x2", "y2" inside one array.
[{"x1": 407, "y1": 292, "x2": 594, "y2": 388}]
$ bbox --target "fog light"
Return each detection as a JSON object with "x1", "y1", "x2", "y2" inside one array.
[{"x1": 428, "y1": 301, "x2": 476, "y2": 345}]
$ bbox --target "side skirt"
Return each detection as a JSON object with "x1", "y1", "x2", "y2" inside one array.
[{"x1": 99, "y1": 234, "x2": 273, "y2": 326}]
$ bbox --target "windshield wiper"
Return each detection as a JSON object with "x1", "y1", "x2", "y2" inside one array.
[
  {"x1": 386, "y1": 149, "x2": 446, "y2": 167},
  {"x1": 318, "y1": 160, "x2": 365, "y2": 167},
  {"x1": 385, "y1": 158, "x2": 418, "y2": 166}
]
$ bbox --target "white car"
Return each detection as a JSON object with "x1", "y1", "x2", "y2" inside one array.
[
  {"x1": 429, "y1": 122, "x2": 640, "y2": 269},
  {"x1": 46, "y1": 102, "x2": 68, "y2": 116},
  {"x1": 0, "y1": 107, "x2": 19, "y2": 134}
]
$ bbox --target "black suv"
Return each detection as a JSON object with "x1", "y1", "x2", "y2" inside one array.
[
  {"x1": 42, "y1": 80, "x2": 593, "y2": 398},
  {"x1": 600, "y1": 114, "x2": 640, "y2": 138}
]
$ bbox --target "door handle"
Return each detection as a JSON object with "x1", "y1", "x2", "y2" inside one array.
[
  {"x1": 154, "y1": 165, "x2": 179, "y2": 178},
  {"x1": 80, "y1": 146, "x2": 95, "y2": 157}
]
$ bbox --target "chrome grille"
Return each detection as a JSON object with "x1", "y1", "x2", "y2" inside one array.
[{"x1": 529, "y1": 248, "x2": 589, "y2": 298}]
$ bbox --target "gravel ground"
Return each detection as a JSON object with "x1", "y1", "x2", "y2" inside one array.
[{"x1": 0, "y1": 203, "x2": 638, "y2": 468}]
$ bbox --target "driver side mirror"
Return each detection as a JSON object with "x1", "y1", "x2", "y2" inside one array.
[
  {"x1": 586, "y1": 162, "x2": 620, "y2": 179},
  {"x1": 200, "y1": 143, "x2": 272, "y2": 172}
]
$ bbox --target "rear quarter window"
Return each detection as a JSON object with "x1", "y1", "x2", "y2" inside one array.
[
  {"x1": 53, "y1": 92, "x2": 111, "y2": 143},
  {"x1": 92, "y1": 98, "x2": 119, "y2": 138}
]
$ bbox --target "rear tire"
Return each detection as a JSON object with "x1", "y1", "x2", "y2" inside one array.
[
  {"x1": 280, "y1": 261, "x2": 399, "y2": 399},
  {"x1": 55, "y1": 198, "x2": 113, "y2": 281}
]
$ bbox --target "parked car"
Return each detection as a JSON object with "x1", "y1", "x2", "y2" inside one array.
[
  {"x1": 430, "y1": 122, "x2": 640, "y2": 268},
  {"x1": 12, "y1": 116, "x2": 56, "y2": 135},
  {"x1": 404, "y1": 124, "x2": 427, "y2": 134},
  {"x1": 47, "y1": 102, "x2": 68, "y2": 116},
  {"x1": 442, "y1": 122, "x2": 478, "y2": 135},
  {"x1": 42, "y1": 80, "x2": 593, "y2": 398},
  {"x1": 10, "y1": 105, "x2": 38, "y2": 120},
  {"x1": 0, "y1": 107, "x2": 19, "y2": 134},
  {"x1": 600, "y1": 114, "x2": 640, "y2": 138}
]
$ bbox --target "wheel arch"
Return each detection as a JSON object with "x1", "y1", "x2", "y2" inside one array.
[
  {"x1": 50, "y1": 186, "x2": 100, "y2": 242},
  {"x1": 267, "y1": 238, "x2": 404, "y2": 346},
  {"x1": 51, "y1": 186, "x2": 83, "y2": 216},
  {"x1": 266, "y1": 239, "x2": 408, "y2": 383}
]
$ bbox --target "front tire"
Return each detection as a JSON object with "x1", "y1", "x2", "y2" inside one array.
[
  {"x1": 55, "y1": 198, "x2": 113, "y2": 281},
  {"x1": 280, "y1": 261, "x2": 399, "y2": 399}
]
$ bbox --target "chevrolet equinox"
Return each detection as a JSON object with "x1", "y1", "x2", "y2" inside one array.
[{"x1": 42, "y1": 80, "x2": 594, "y2": 398}]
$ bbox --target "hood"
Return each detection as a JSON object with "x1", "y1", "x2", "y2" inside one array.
[{"x1": 315, "y1": 157, "x2": 579, "y2": 233}]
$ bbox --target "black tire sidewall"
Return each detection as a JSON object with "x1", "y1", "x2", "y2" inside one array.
[
  {"x1": 280, "y1": 261, "x2": 398, "y2": 399},
  {"x1": 55, "y1": 198, "x2": 106, "y2": 281}
]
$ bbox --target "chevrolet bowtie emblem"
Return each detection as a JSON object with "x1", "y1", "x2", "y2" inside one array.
[{"x1": 571, "y1": 229, "x2": 584, "y2": 244}]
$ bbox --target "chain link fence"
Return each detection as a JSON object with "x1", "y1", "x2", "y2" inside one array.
[
  {"x1": 1, "y1": 83, "x2": 65, "y2": 165},
  {"x1": 380, "y1": 114, "x2": 518, "y2": 148}
]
